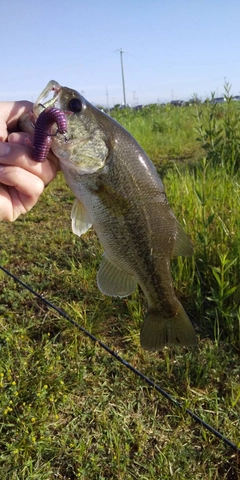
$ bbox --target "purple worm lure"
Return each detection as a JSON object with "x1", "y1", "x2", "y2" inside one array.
[{"x1": 32, "y1": 107, "x2": 67, "y2": 162}]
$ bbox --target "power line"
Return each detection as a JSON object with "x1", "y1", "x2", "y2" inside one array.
[{"x1": 0, "y1": 264, "x2": 239, "y2": 455}]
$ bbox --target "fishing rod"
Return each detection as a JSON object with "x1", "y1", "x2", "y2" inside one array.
[{"x1": 0, "y1": 264, "x2": 239, "y2": 455}]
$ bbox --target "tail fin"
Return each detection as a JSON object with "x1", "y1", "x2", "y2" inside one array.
[{"x1": 140, "y1": 304, "x2": 196, "y2": 351}]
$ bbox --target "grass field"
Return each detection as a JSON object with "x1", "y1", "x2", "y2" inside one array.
[{"x1": 0, "y1": 94, "x2": 239, "y2": 479}]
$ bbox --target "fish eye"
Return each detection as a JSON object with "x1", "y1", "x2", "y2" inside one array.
[{"x1": 68, "y1": 97, "x2": 82, "y2": 113}]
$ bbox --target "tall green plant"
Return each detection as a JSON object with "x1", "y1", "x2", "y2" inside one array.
[
  {"x1": 165, "y1": 157, "x2": 239, "y2": 346},
  {"x1": 195, "y1": 83, "x2": 240, "y2": 175}
]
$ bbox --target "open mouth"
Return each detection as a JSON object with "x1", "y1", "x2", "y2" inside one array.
[
  {"x1": 31, "y1": 80, "x2": 69, "y2": 162},
  {"x1": 33, "y1": 80, "x2": 62, "y2": 118}
]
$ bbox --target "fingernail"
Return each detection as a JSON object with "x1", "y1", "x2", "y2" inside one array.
[{"x1": 0, "y1": 142, "x2": 11, "y2": 157}]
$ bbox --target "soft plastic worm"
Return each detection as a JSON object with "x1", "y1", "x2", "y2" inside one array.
[{"x1": 32, "y1": 107, "x2": 67, "y2": 162}]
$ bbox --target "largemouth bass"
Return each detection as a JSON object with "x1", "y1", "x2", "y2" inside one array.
[{"x1": 28, "y1": 80, "x2": 197, "y2": 351}]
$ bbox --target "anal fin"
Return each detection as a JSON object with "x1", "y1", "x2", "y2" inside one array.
[{"x1": 97, "y1": 254, "x2": 137, "y2": 298}]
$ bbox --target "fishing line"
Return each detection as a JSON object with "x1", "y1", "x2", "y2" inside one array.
[{"x1": 0, "y1": 264, "x2": 239, "y2": 455}]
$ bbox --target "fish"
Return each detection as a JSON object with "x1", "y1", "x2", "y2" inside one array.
[{"x1": 29, "y1": 80, "x2": 197, "y2": 351}]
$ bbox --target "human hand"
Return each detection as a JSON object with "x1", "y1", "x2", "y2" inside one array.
[{"x1": 0, "y1": 101, "x2": 59, "y2": 221}]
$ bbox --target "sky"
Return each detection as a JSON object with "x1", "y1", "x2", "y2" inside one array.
[{"x1": 1, "y1": 0, "x2": 240, "y2": 107}]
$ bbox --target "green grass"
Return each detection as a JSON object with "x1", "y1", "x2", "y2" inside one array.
[
  {"x1": 111, "y1": 103, "x2": 203, "y2": 167},
  {"x1": 0, "y1": 97, "x2": 240, "y2": 479}
]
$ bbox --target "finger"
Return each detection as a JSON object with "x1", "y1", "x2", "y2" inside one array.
[
  {"x1": 0, "y1": 164, "x2": 44, "y2": 198},
  {"x1": 0, "y1": 141, "x2": 59, "y2": 185},
  {"x1": 0, "y1": 101, "x2": 33, "y2": 134},
  {"x1": 8, "y1": 131, "x2": 33, "y2": 147},
  {"x1": 0, "y1": 166, "x2": 45, "y2": 221},
  {"x1": 0, "y1": 183, "x2": 39, "y2": 222},
  {"x1": 8, "y1": 133, "x2": 60, "y2": 173},
  {"x1": 0, "y1": 103, "x2": 32, "y2": 141},
  {"x1": 0, "y1": 118, "x2": 8, "y2": 142}
]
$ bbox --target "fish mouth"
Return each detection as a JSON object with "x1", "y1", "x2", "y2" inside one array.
[
  {"x1": 18, "y1": 82, "x2": 61, "y2": 135},
  {"x1": 32, "y1": 80, "x2": 62, "y2": 119},
  {"x1": 31, "y1": 80, "x2": 101, "y2": 171},
  {"x1": 32, "y1": 80, "x2": 74, "y2": 145}
]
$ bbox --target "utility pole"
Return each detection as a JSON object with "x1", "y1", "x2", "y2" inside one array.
[{"x1": 119, "y1": 48, "x2": 127, "y2": 107}]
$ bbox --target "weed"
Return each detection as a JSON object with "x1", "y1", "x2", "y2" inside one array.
[{"x1": 195, "y1": 82, "x2": 240, "y2": 174}]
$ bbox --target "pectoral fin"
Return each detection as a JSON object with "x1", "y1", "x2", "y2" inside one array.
[
  {"x1": 97, "y1": 254, "x2": 137, "y2": 298},
  {"x1": 173, "y1": 222, "x2": 194, "y2": 257},
  {"x1": 71, "y1": 199, "x2": 92, "y2": 237}
]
